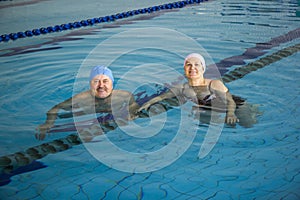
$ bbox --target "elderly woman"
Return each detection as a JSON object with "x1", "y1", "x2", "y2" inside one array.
[{"x1": 138, "y1": 53, "x2": 240, "y2": 125}]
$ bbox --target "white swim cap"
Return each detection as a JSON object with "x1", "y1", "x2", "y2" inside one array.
[{"x1": 184, "y1": 53, "x2": 206, "y2": 72}]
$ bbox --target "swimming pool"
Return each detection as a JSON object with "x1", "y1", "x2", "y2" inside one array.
[{"x1": 0, "y1": 0, "x2": 299, "y2": 199}]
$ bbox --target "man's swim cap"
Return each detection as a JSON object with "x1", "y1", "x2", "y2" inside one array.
[
  {"x1": 89, "y1": 66, "x2": 114, "y2": 83},
  {"x1": 184, "y1": 53, "x2": 206, "y2": 72}
]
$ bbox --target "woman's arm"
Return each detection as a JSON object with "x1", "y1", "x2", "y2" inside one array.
[
  {"x1": 138, "y1": 89, "x2": 176, "y2": 112},
  {"x1": 210, "y1": 80, "x2": 239, "y2": 124},
  {"x1": 224, "y1": 92, "x2": 239, "y2": 124},
  {"x1": 128, "y1": 93, "x2": 141, "y2": 120}
]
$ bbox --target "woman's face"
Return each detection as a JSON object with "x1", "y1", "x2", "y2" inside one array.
[
  {"x1": 90, "y1": 74, "x2": 113, "y2": 98},
  {"x1": 184, "y1": 57, "x2": 205, "y2": 79}
]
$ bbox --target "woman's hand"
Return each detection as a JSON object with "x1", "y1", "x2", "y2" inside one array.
[{"x1": 225, "y1": 112, "x2": 239, "y2": 124}]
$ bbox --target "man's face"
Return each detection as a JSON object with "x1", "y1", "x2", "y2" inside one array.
[{"x1": 90, "y1": 74, "x2": 113, "y2": 98}]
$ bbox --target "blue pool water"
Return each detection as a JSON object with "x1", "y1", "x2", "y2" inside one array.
[{"x1": 0, "y1": 0, "x2": 300, "y2": 199}]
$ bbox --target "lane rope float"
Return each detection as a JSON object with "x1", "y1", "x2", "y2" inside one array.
[
  {"x1": 222, "y1": 43, "x2": 300, "y2": 83},
  {"x1": 0, "y1": 0, "x2": 208, "y2": 43}
]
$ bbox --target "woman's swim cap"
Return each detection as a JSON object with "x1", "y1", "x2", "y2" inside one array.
[
  {"x1": 89, "y1": 66, "x2": 114, "y2": 83},
  {"x1": 184, "y1": 53, "x2": 206, "y2": 72}
]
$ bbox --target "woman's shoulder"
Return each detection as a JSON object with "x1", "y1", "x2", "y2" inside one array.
[{"x1": 208, "y1": 79, "x2": 228, "y2": 92}]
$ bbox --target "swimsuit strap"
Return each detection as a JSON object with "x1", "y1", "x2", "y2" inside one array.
[{"x1": 208, "y1": 79, "x2": 214, "y2": 94}]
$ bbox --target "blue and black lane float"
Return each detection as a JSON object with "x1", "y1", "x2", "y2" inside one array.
[{"x1": 0, "y1": 0, "x2": 208, "y2": 43}]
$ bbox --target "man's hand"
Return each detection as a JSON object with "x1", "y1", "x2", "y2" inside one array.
[{"x1": 35, "y1": 123, "x2": 53, "y2": 140}]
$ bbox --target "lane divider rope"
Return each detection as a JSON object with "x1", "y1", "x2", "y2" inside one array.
[
  {"x1": 222, "y1": 43, "x2": 300, "y2": 83},
  {"x1": 0, "y1": 0, "x2": 207, "y2": 43}
]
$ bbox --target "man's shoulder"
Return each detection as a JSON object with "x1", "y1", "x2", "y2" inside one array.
[{"x1": 73, "y1": 90, "x2": 92, "y2": 99}]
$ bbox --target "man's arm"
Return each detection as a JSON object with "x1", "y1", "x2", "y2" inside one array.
[
  {"x1": 45, "y1": 97, "x2": 73, "y2": 125},
  {"x1": 36, "y1": 91, "x2": 90, "y2": 140},
  {"x1": 36, "y1": 97, "x2": 73, "y2": 140}
]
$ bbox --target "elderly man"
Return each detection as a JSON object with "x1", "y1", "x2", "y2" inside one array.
[{"x1": 36, "y1": 66, "x2": 140, "y2": 140}]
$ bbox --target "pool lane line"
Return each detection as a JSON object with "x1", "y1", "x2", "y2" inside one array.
[
  {"x1": 0, "y1": 11, "x2": 177, "y2": 57},
  {"x1": 0, "y1": 134, "x2": 81, "y2": 179},
  {"x1": 0, "y1": 161, "x2": 47, "y2": 186},
  {"x1": 0, "y1": 4, "x2": 204, "y2": 57},
  {"x1": 0, "y1": 0, "x2": 208, "y2": 43},
  {"x1": 0, "y1": 0, "x2": 44, "y2": 9},
  {"x1": 209, "y1": 27, "x2": 300, "y2": 76},
  {"x1": 221, "y1": 42, "x2": 300, "y2": 83},
  {"x1": 0, "y1": 134, "x2": 80, "y2": 186},
  {"x1": 0, "y1": 42, "x2": 299, "y2": 184}
]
